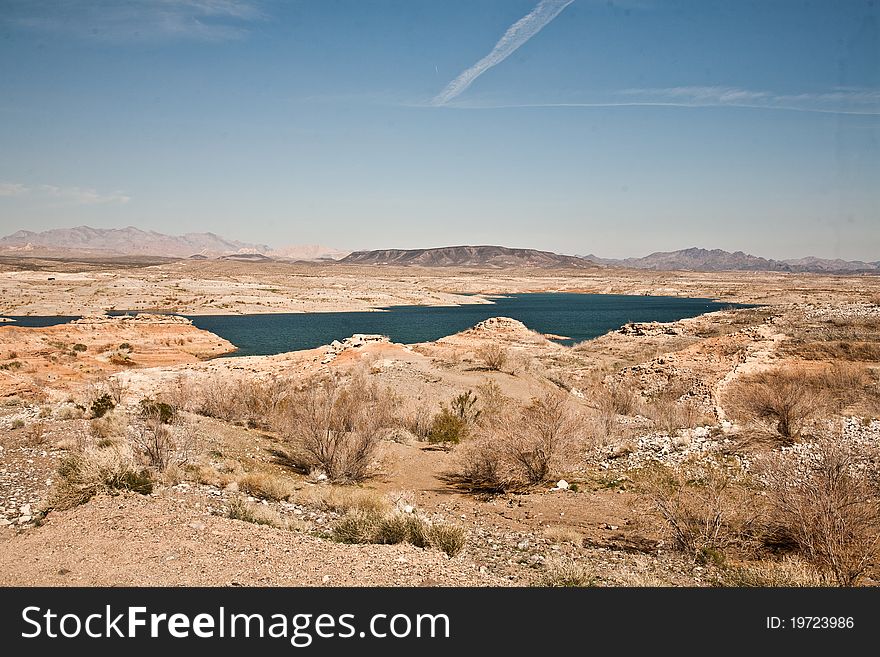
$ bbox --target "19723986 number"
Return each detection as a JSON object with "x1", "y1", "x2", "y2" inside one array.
[{"x1": 767, "y1": 617, "x2": 855, "y2": 629}]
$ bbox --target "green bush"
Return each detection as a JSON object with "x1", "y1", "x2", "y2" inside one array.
[
  {"x1": 90, "y1": 393, "x2": 115, "y2": 419},
  {"x1": 72, "y1": 343, "x2": 87, "y2": 352}
]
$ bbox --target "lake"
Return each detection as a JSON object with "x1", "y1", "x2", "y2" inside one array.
[{"x1": 1, "y1": 293, "x2": 742, "y2": 357}]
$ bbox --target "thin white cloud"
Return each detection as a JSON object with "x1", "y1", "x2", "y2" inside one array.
[
  {"x1": 433, "y1": 0, "x2": 575, "y2": 106},
  {"x1": 441, "y1": 86, "x2": 880, "y2": 115},
  {"x1": 0, "y1": 182, "x2": 130, "y2": 205},
  {"x1": 7, "y1": 0, "x2": 264, "y2": 43},
  {"x1": 0, "y1": 183, "x2": 27, "y2": 197}
]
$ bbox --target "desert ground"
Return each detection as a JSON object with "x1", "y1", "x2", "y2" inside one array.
[{"x1": 1, "y1": 258, "x2": 879, "y2": 587}]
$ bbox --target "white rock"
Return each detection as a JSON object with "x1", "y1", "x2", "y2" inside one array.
[
  {"x1": 0, "y1": 519, "x2": 11, "y2": 527},
  {"x1": 188, "y1": 521, "x2": 206, "y2": 531},
  {"x1": 17, "y1": 515, "x2": 32, "y2": 524},
  {"x1": 315, "y1": 473, "x2": 328, "y2": 482},
  {"x1": 403, "y1": 505, "x2": 414, "y2": 514},
  {"x1": 321, "y1": 575, "x2": 331, "y2": 584},
  {"x1": 556, "y1": 480, "x2": 569, "y2": 490},
  {"x1": 19, "y1": 504, "x2": 31, "y2": 516}
]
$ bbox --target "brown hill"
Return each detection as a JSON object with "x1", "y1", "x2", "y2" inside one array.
[{"x1": 341, "y1": 245, "x2": 597, "y2": 269}]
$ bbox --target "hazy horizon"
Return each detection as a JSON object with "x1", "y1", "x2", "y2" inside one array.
[{"x1": 1, "y1": 1, "x2": 878, "y2": 261}]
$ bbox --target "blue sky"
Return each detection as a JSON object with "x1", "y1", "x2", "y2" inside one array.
[{"x1": 0, "y1": 0, "x2": 877, "y2": 260}]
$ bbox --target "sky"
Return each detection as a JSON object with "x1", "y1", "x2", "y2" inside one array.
[{"x1": 0, "y1": 0, "x2": 878, "y2": 261}]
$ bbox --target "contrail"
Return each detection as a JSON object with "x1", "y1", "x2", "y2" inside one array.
[{"x1": 433, "y1": 0, "x2": 574, "y2": 106}]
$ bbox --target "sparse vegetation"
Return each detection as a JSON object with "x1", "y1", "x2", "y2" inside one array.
[
  {"x1": 756, "y1": 438, "x2": 880, "y2": 586},
  {"x1": 238, "y1": 471, "x2": 297, "y2": 501},
  {"x1": 636, "y1": 459, "x2": 760, "y2": 565},
  {"x1": 715, "y1": 557, "x2": 827, "y2": 587}
]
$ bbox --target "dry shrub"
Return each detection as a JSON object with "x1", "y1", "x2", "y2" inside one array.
[
  {"x1": 534, "y1": 558, "x2": 596, "y2": 587},
  {"x1": 106, "y1": 376, "x2": 129, "y2": 405},
  {"x1": 127, "y1": 412, "x2": 199, "y2": 472},
  {"x1": 238, "y1": 471, "x2": 297, "y2": 501},
  {"x1": 716, "y1": 557, "x2": 827, "y2": 587},
  {"x1": 51, "y1": 444, "x2": 153, "y2": 510},
  {"x1": 450, "y1": 392, "x2": 577, "y2": 492},
  {"x1": 404, "y1": 404, "x2": 432, "y2": 440},
  {"x1": 276, "y1": 375, "x2": 395, "y2": 483},
  {"x1": 756, "y1": 439, "x2": 880, "y2": 586},
  {"x1": 636, "y1": 458, "x2": 761, "y2": 564},
  {"x1": 475, "y1": 380, "x2": 511, "y2": 427},
  {"x1": 475, "y1": 343, "x2": 509, "y2": 371},
  {"x1": 192, "y1": 374, "x2": 290, "y2": 429},
  {"x1": 724, "y1": 368, "x2": 829, "y2": 441},
  {"x1": 23, "y1": 421, "x2": 49, "y2": 447},
  {"x1": 594, "y1": 380, "x2": 641, "y2": 418}
]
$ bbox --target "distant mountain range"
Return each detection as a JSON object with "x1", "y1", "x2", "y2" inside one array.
[
  {"x1": 581, "y1": 247, "x2": 879, "y2": 273},
  {"x1": 0, "y1": 227, "x2": 876, "y2": 273},
  {"x1": 340, "y1": 245, "x2": 597, "y2": 269},
  {"x1": 0, "y1": 226, "x2": 345, "y2": 261}
]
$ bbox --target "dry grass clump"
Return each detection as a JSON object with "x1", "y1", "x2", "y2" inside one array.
[
  {"x1": 225, "y1": 497, "x2": 299, "y2": 530},
  {"x1": 755, "y1": 438, "x2": 880, "y2": 586},
  {"x1": 50, "y1": 444, "x2": 153, "y2": 511},
  {"x1": 475, "y1": 343, "x2": 509, "y2": 371},
  {"x1": 635, "y1": 458, "x2": 761, "y2": 565},
  {"x1": 533, "y1": 558, "x2": 596, "y2": 587},
  {"x1": 543, "y1": 526, "x2": 583, "y2": 545},
  {"x1": 276, "y1": 374, "x2": 395, "y2": 483},
  {"x1": 89, "y1": 411, "x2": 126, "y2": 441},
  {"x1": 298, "y1": 486, "x2": 391, "y2": 515},
  {"x1": 716, "y1": 557, "x2": 827, "y2": 587},
  {"x1": 449, "y1": 392, "x2": 578, "y2": 492},
  {"x1": 238, "y1": 470, "x2": 298, "y2": 501},
  {"x1": 331, "y1": 509, "x2": 466, "y2": 557}
]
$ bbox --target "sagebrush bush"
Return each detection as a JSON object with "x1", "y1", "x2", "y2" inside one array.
[
  {"x1": 450, "y1": 392, "x2": 576, "y2": 492},
  {"x1": 475, "y1": 343, "x2": 509, "y2": 371},
  {"x1": 724, "y1": 368, "x2": 829, "y2": 441},
  {"x1": 277, "y1": 375, "x2": 395, "y2": 483}
]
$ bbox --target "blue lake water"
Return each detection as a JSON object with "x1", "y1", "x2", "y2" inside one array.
[{"x1": 1, "y1": 293, "x2": 743, "y2": 357}]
